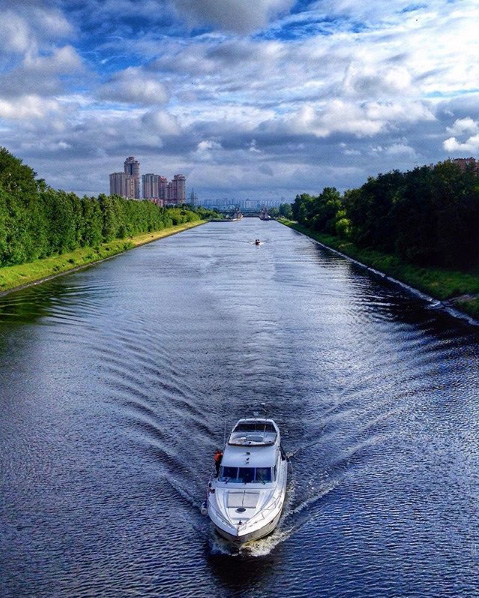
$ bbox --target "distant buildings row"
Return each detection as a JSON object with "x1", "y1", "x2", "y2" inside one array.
[
  {"x1": 194, "y1": 197, "x2": 287, "y2": 210},
  {"x1": 109, "y1": 157, "x2": 186, "y2": 205},
  {"x1": 451, "y1": 157, "x2": 479, "y2": 173}
]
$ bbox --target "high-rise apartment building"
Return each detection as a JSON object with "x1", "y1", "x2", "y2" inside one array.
[
  {"x1": 109, "y1": 172, "x2": 136, "y2": 198},
  {"x1": 109, "y1": 157, "x2": 186, "y2": 203},
  {"x1": 168, "y1": 174, "x2": 186, "y2": 204},
  {"x1": 142, "y1": 173, "x2": 159, "y2": 199},
  {"x1": 188, "y1": 189, "x2": 198, "y2": 205},
  {"x1": 123, "y1": 156, "x2": 140, "y2": 199},
  {"x1": 158, "y1": 176, "x2": 168, "y2": 201},
  {"x1": 109, "y1": 156, "x2": 141, "y2": 199}
]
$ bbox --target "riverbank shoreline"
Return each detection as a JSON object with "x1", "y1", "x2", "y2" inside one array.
[
  {"x1": 0, "y1": 220, "x2": 206, "y2": 296},
  {"x1": 280, "y1": 220, "x2": 479, "y2": 326}
]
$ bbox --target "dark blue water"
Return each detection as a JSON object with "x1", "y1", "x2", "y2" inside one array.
[{"x1": 1, "y1": 219, "x2": 479, "y2": 597}]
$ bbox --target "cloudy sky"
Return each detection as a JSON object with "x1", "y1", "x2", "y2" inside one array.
[{"x1": 1, "y1": 0, "x2": 478, "y2": 200}]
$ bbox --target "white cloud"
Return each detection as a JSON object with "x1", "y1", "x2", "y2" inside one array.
[
  {"x1": 174, "y1": 103, "x2": 275, "y2": 133},
  {"x1": 0, "y1": 45, "x2": 84, "y2": 99},
  {"x1": 171, "y1": 0, "x2": 295, "y2": 33},
  {"x1": 280, "y1": 99, "x2": 434, "y2": 139},
  {"x1": 0, "y1": 5, "x2": 72, "y2": 55},
  {"x1": 141, "y1": 110, "x2": 180, "y2": 135},
  {"x1": 446, "y1": 118, "x2": 479, "y2": 137},
  {"x1": 342, "y1": 64, "x2": 414, "y2": 99},
  {"x1": 98, "y1": 68, "x2": 169, "y2": 105},
  {"x1": 194, "y1": 140, "x2": 223, "y2": 161},
  {"x1": 443, "y1": 117, "x2": 479, "y2": 154},
  {"x1": 365, "y1": 101, "x2": 434, "y2": 124},
  {"x1": 443, "y1": 135, "x2": 479, "y2": 153},
  {"x1": 197, "y1": 140, "x2": 222, "y2": 152},
  {"x1": 0, "y1": 95, "x2": 62, "y2": 120},
  {"x1": 0, "y1": 11, "x2": 32, "y2": 53},
  {"x1": 23, "y1": 45, "x2": 83, "y2": 76},
  {"x1": 370, "y1": 143, "x2": 417, "y2": 158},
  {"x1": 30, "y1": 5, "x2": 73, "y2": 39}
]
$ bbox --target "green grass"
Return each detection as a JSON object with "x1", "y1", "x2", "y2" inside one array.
[
  {"x1": 0, "y1": 220, "x2": 205, "y2": 294},
  {"x1": 280, "y1": 220, "x2": 479, "y2": 319}
]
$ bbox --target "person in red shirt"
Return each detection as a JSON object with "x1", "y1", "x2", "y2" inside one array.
[{"x1": 214, "y1": 449, "x2": 223, "y2": 476}]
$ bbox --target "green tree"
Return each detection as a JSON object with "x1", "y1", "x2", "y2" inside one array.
[
  {"x1": 0, "y1": 147, "x2": 39, "y2": 197},
  {"x1": 279, "y1": 203, "x2": 293, "y2": 219},
  {"x1": 81, "y1": 197, "x2": 103, "y2": 247},
  {"x1": 347, "y1": 171, "x2": 404, "y2": 252},
  {"x1": 42, "y1": 189, "x2": 78, "y2": 254},
  {"x1": 292, "y1": 193, "x2": 314, "y2": 224},
  {"x1": 393, "y1": 166, "x2": 437, "y2": 265},
  {"x1": 99, "y1": 194, "x2": 121, "y2": 241},
  {"x1": 334, "y1": 211, "x2": 351, "y2": 238},
  {"x1": 431, "y1": 161, "x2": 471, "y2": 267},
  {"x1": 311, "y1": 187, "x2": 342, "y2": 233}
]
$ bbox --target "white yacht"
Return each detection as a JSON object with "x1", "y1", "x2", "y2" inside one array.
[{"x1": 206, "y1": 418, "x2": 288, "y2": 544}]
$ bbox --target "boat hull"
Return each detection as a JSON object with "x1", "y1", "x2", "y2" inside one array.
[
  {"x1": 208, "y1": 455, "x2": 288, "y2": 544},
  {"x1": 213, "y1": 505, "x2": 283, "y2": 544}
]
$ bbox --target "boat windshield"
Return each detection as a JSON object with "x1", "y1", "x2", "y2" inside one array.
[
  {"x1": 219, "y1": 466, "x2": 273, "y2": 484},
  {"x1": 233, "y1": 422, "x2": 276, "y2": 434}
]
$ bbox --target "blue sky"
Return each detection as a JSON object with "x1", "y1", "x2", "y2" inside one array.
[{"x1": 0, "y1": 0, "x2": 478, "y2": 200}]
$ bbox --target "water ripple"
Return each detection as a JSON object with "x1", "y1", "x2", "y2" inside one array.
[{"x1": 2, "y1": 220, "x2": 479, "y2": 597}]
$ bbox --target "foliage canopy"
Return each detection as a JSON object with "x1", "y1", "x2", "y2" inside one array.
[
  {"x1": 0, "y1": 147, "x2": 217, "y2": 268},
  {"x1": 293, "y1": 161, "x2": 479, "y2": 269}
]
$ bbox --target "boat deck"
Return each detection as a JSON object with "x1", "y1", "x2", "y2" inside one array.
[{"x1": 227, "y1": 419, "x2": 278, "y2": 447}]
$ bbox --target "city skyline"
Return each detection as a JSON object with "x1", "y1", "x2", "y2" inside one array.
[
  {"x1": 0, "y1": 1, "x2": 478, "y2": 199},
  {"x1": 110, "y1": 156, "x2": 186, "y2": 204}
]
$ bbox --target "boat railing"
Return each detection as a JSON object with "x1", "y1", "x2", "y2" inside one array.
[
  {"x1": 207, "y1": 498, "x2": 232, "y2": 527},
  {"x1": 228, "y1": 431, "x2": 277, "y2": 446}
]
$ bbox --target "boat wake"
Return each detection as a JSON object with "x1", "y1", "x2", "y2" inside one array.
[
  {"x1": 164, "y1": 475, "x2": 201, "y2": 510},
  {"x1": 207, "y1": 526, "x2": 290, "y2": 557},
  {"x1": 285, "y1": 478, "x2": 340, "y2": 518},
  {"x1": 205, "y1": 470, "x2": 340, "y2": 557}
]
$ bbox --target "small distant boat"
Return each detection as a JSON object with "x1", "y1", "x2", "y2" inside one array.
[
  {"x1": 204, "y1": 418, "x2": 288, "y2": 544},
  {"x1": 254, "y1": 239, "x2": 261, "y2": 245}
]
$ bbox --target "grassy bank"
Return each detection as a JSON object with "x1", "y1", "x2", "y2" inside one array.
[
  {"x1": 0, "y1": 220, "x2": 205, "y2": 295},
  {"x1": 281, "y1": 220, "x2": 479, "y2": 319}
]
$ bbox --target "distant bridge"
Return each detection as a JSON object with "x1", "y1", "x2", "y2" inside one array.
[{"x1": 212, "y1": 207, "x2": 273, "y2": 218}]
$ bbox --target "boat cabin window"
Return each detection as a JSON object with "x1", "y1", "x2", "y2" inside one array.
[
  {"x1": 238, "y1": 468, "x2": 255, "y2": 483},
  {"x1": 233, "y1": 422, "x2": 276, "y2": 434},
  {"x1": 219, "y1": 466, "x2": 273, "y2": 484},
  {"x1": 221, "y1": 466, "x2": 238, "y2": 480},
  {"x1": 255, "y1": 467, "x2": 272, "y2": 483}
]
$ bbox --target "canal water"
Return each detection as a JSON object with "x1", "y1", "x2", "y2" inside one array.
[{"x1": 1, "y1": 219, "x2": 479, "y2": 598}]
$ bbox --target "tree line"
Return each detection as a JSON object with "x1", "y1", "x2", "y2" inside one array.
[
  {"x1": 0, "y1": 148, "x2": 217, "y2": 268},
  {"x1": 292, "y1": 160, "x2": 479, "y2": 269}
]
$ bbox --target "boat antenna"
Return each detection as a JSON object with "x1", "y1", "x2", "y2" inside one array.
[
  {"x1": 260, "y1": 403, "x2": 268, "y2": 435},
  {"x1": 252, "y1": 403, "x2": 267, "y2": 419},
  {"x1": 223, "y1": 419, "x2": 227, "y2": 447}
]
